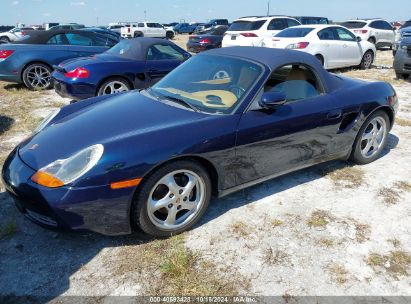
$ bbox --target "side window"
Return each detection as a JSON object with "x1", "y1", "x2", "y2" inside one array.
[
  {"x1": 264, "y1": 64, "x2": 322, "y2": 101},
  {"x1": 47, "y1": 34, "x2": 68, "y2": 45},
  {"x1": 138, "y1": 23, "x2": 145, "y2": 27},
  {"x1": 287, "y1": 19, "x2": 301, "y2": 28},
  {"x1": 65, "y1": 33, "x2": 93, "y2": 46},
  {"x1": 146, "y1": 44, "x2": 184, "y2": 60},
  {"x1": 147, "y1": 23, "x2": 156, "y2": 28},
  {"x1": 155, "y1": 23, "x2": 163, "y2": 28},
  {"x1": 381, "y1": 21, "x2": 393, "y2": 30},
  {"x1": 369, "y1": 21, "x2": 383, "y2": 30},
  {"x1": 317, "y1": 28, "x2": 338, "y2": 40},
  {"x1": 267, "y1": 19, "x2": 287, "y2": 31},
  {"x1": 335, "y1": 27, "x2": 356, "y2": 41}
]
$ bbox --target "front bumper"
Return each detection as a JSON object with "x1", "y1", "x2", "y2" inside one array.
[
  {"x1": 53, "y1": 76, "x2": 96, "y2": 101},
  {"x1": 393, "y1": 48, "x2": 411, "y2": 74},
  {"x1": 1, "y1": 148, "x2": 134, "y2": 235}
]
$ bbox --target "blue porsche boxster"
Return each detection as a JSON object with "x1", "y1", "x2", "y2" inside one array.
[
  {"x1": 52, "y1": 38, "x2": 190, "y2": 100},
  {"x1": 2, "y1": 47, "x2": 398, "y2": 237}
]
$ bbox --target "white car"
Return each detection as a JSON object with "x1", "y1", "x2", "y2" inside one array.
[
  {"x1": 341, "y1": 19, "x2": 395, "y2": 48},
  {"x1": 121, "y1": 22, "x2": 167, "y2": 39},
  {"x1": 0, "y1": 27, "x2": 31, "y2": 43},
  {"x1": 259, "y1": 25, "x2": 376, "y2": 70},
  {"x1": 222, "y1": 16, "x2": 301, "y2": 47}
]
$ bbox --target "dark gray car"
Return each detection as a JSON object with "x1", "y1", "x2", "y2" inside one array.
[
  {"x1": 393, "y1": 25, "x2": 411, "y2": 56},
  {"x1": 393, "y1": 37, "x2": 411, "y2": 79}
]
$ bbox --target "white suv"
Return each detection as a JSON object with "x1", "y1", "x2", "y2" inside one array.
[
  {"x1": 222, "y1": 16, "x2": 301, "y2": 47},
  {"x1": 341, "y1": 19, "x2": 395, "y2": 48}
]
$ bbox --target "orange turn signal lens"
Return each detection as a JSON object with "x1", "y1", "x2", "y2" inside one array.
[
  {"x1": 31, "y1": 171, "x2": 65, "y2": 188},
  {"x1": 110, "y1": 178, "x2": 142, "y2": 190}
]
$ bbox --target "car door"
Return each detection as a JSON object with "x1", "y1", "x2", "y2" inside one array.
[
  {"x1": 381, "y1": 20, "x2": 395, "y2": 44},
  {"x1": 65, "y1": 32, "x2": 109, "y2": 56},
  {"x1": 317, "y1": 27, "x2": 341, "y2": 68},
  {"x1": 146, "y1": 23, "x2": 157, "y2": 37},
  {"x1": 334, "y1": 27, "x2": 362, "y2": 66},
  {"x1": 235, "y1": 64, "x2": 350, "y2": 185},
  {"x1": 145, "y1": 43, "x2": 186, "y2": 86},
  {"x1": 368, "y1": 21, "x2": 384, "y2": 44}
]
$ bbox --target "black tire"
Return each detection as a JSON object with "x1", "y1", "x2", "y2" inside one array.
[
  {"x1": 97, "y1": 77, "x2": 131, "y2": 96},
  {"x1": 359, "y1": 50, "x2": 374, "y2": 70},
  {"x1": 350, "y1": 110, "x2": 390, "y2": 165},
  {"x1": 132, "y1": 160, "x2": 212, "y2": 237},
  {"x1": 166, "y1": 31, "x2": 174, "y2": 40},
  {"x1": 134, "y1": 32, "x2": 143, "y2": 38},
  {"x1": 396, "y1": 73, "x2": 409, "y2": 80},
  {"x1": 0, "y1": 36, "x2": 10, "y2": 43},
  {"x1": 22, "y1": 63, "x2": 53, "y2": 90},
  {"x1": 315, "y1": 54, "x2": 324, "y2": 67},
  {"x1": 393, "y1": 50, "x2": 397, "y2": 57},
  {"x1": 367, "y1": 37, "x2": 376, "y2": 45}
]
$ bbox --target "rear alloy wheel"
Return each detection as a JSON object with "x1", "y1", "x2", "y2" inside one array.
[
  {"x1": 368, "y1": 37, "x2": 376, "y2": 45},
  {"x1": 22, "y1": 63, "x2": 52, "y2": 90},
  {"x1": 97, "y1": 78, "x2": 131, "y2": 96},
  {"x1": 132, "y1": 160, "x2": 211, "y2": 237},
  {"x1": 359, "y1": 51, "x2": 373, "y2": 70},
  {"x1": 166, "y1": 31, "x2": 174, "y2": 39},
  {"x1": 315, "y1": 55, "x2": 324, "y2": 67},
  {"x1": 350, "y1": 111, "x2": 389, "y2": 165},
  {"x1": 0, "y1": 36, "x2": 10, "y2": 43},
  {"x1": 396, "y1": 73, "x2": 410, "y2": 80}
]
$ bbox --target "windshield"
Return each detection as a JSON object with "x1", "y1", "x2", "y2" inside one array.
[
  {"x1": 341, "y1": 21, "x2": 367, "y2": 29},
  {"x1": 300, "y1": 17, "x2": 328, "y2": 25},
  {"x1": 150, "y1": 55, "x2": 263, "y2": 114},
  {"x1": 276, "y1": 27, "x2": 314, "y2": 37}
]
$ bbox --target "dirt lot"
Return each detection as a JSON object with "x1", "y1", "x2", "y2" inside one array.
[{"x1": 0, "y1": 36, "x2": 410, "y2": 299}]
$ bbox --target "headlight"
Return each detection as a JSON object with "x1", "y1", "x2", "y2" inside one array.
[
  {"x1": 401, "y1": 45, "x2": 408, "y2": 50},
  {"x1": 31, "y1": 144, "x2": 104, "y2": 188},
  {"x1": 33, "y1": 109, "x2": 60, "y2": 134}
]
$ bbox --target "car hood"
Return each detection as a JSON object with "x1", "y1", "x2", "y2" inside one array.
[
  {"x1": 18, "y1": 91, "x2": 207, "y2": 170},
  {"x1": 400, "y1": 26, "x2": 411, "y2": 33}
]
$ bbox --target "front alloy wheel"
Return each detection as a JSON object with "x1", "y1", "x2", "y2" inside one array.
[
  {"x1": 147, "y1": 170, "x2": 206, "y2": 230},
  {"x1": 132, "y1": 160, "x2": 211, "y2": 237},
  {"x1": 360, "y1": 51, "x2": 373, "y2": 70}
]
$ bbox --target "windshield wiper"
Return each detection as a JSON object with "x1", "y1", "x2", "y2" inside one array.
[{"x1": 164, "y1": 95, "x2": 200, "y2": 112}]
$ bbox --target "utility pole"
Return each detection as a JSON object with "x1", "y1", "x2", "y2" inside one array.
[
  {"x1": 144, "y1": 10, "x2": 147, "y2": 21},
  {"x1": 267, "y1": 0, "x2": 270, "y2": 16}
]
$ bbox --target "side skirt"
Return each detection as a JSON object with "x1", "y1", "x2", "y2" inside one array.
[{"x1": 217, "y1": 149, "x2": 351, "y2": 198}]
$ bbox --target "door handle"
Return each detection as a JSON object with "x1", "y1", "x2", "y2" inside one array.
[
  {"x1": 343, "y1": 44, "x2": 348, "y2": 48},
  {"x1": 327, "y1": 110, "x2": 342, "y2": 120}
]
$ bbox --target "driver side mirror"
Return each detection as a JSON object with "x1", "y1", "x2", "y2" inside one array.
[
  {"x1": 259, "y1": 92, "x2": 287, "y2": 109},
  {"x1": 356, "y1": 36, "x2": 362, "y2": 42},
  {"x1": 183, "y1": 52, "x2": 191, "y2": 60}
]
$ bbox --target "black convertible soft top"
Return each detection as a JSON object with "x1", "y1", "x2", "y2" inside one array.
[
  {"x1": 104, "y1": 37, "x2": 187, "y2": 60},
  {"x1": 14, "y1": 30, "x2": 112, "y2": 45}
]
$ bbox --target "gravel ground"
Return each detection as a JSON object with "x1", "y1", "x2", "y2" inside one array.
[{"x1": 0, "y1": 38, "x2": 410, "y2": 299}]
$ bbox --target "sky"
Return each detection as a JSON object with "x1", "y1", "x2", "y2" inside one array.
[{"x1": 0, "y1": 0, "x2": 406, "y2": 26}]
